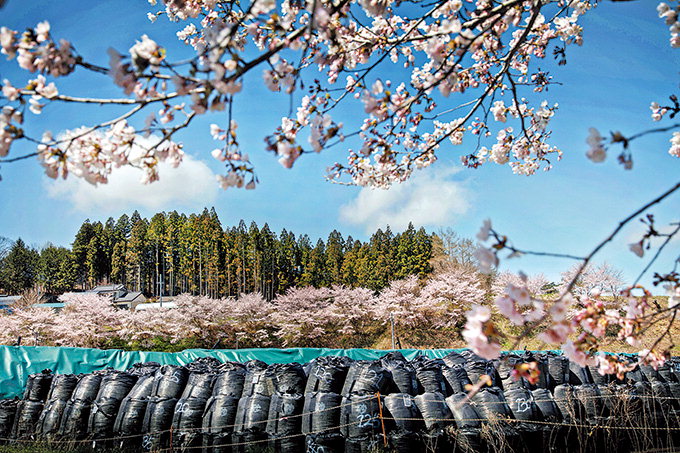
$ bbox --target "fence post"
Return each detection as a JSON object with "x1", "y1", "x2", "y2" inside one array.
[
  {"x1": 376, "y1": 391, "x2": 388, "y2": 447},
  {"x1": 390, "y1": 313, "x2": 395, "y2": 349}
]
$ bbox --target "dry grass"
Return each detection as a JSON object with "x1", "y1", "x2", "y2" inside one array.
[{"x1": 368, "y1": 295, "x2": 680, "y2": 354}]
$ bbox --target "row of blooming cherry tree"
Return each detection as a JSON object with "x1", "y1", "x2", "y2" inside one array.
[
  {"x1": 0, "y1": 0, "x2": 679, "y2": 377},
  {"x1": 0, "y1": 267, "x2": 487, "y2": 349},
  {"x1": 0, "y1": 263, "x2": 628, "y2": 352}
]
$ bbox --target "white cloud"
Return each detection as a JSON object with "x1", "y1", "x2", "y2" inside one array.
[
  {"x1": 339, "y1": 167, "x2": 472, "y2": 233},
  {"x1": 45, "y1": 154, "x2": 219, "y2": 213}
]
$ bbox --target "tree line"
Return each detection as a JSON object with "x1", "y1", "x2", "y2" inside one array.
[{"x1": 0, "y1": 208, "x2": 433, "y2": 299}]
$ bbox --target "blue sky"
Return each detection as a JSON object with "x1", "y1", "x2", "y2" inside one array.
[{"x1": 0, "y1": 1, "x2": 678, "y2": 290}]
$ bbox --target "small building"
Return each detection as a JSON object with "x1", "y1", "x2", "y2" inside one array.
[
  {"x1": 111, "y1": 291, "x2": 146, "y2": 310},
  {"x1": 86, "y1": 285, "x2": 147, "y2": 310},
  {"x1": 89, "y1": 284, "x2": 126, "y2": 297},
  {"x1": 0, "y1": 295, "x2": 21, "y2": 313}
]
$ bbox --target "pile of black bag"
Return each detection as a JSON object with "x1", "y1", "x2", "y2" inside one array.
[{"x1": 1, "y1": 351, "x2": 679, "y2": 452}]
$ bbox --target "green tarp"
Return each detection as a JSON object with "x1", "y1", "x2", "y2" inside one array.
[{"x1": 0, "y1": 345, "x2": 471, "y2": 399}]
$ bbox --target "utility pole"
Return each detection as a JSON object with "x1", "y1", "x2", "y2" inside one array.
[{"x1": 158, "y1": 273, "x2": 164, "y2": 307}]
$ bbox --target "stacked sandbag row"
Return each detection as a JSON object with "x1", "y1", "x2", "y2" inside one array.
[
  {"x1": 264, "y1": 363, "x2": 306, "y2": 452},
  {"x1": 114, "y1": 362, "x2": 162, "y2": 450},
  {"x1": 90, "y1": 370, "x2": 139, "y2": 448},
  {"x1": 35, "y1": 373, "x2": 79, "y2": 441},
  {"x1": 142, "y1": 364, "x2": 190, "y2": 450},
  {"x1": 202, "y1": 362, "x2": 245, "y2": 452},
  {"x1": 303, "y1": 355, "x2": 351, "y2": 452},
  {"x1": 11, "y1": 369, "x2": 52, "y2": 440},
  {"x1": 3, "y1": 352, "x2": 680, "y2": 452},
  {"x1": 171, "y1": 357, "x2": 223, "y2": 452},
  {"x1": 0, "y1": 399, "x2": 18, "y2": 444},
  {"x1": 230, "y1": 360, "x2": 271, "y2": 451}
]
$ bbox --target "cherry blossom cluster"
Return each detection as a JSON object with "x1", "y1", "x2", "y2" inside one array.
[
  {"x1": 265, "y1": 93, "x2": 343, "y2": 171},
  {"x1": 670, "y1": 131, "x2": 680, "y2": 157},
  {"x1": 467, "y1": 215, "x2": 680, "y2": 378},
  {"x1": 494, "y1": 275, "x2": 546, "y2": 327},
  {"x1": 38, "y1": 121, "x2": 184, "y2": 184},
  {"x1": 0, "y1": 106, "x2": 22, "y2": 157},
  {"x1": 470, "y1": 101, "x2": 562, "y2": 176},
  {"x1": 0, "y1": 21, "x2": 76, "y2": 77},
  {"x1": 0, "y1": 0, "x2": 604, "y2": 188},
  {"x1": 657, "y1": 2, "x2": 680, "y2": 48},
  {"x1": 211, "y1": 121, "x2": 257, "y2": 189},
  {"x1": 492, "y1": 270, "x2": 549, "y2": 298},
  {"x1": 462, "y1": 305, "x2": 502, "y2": 360}
]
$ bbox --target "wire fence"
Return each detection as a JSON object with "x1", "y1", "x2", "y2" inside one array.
[{"x1": 3, "y1": 390, "x2": 680, "y2": 452}]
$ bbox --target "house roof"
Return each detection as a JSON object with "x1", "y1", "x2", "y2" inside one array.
[
  {"x1": 114, "y1": 291, "x2": 145, "y2": 303},
  {"x1": 89, "y1": 284, "x2": 125, "y2": 293},
  {"x1": 0, "y1": 295, "x2": 22, "y2": 306}
]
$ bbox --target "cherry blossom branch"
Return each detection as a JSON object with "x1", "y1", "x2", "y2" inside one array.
[
  {"x1": 18, "y1": 91, "x2": 185, "y2": 105},
  {"x1": 626, "y1": 123, "x2": 680, "y2": 142},
  {"x1": 563, "y1": 180, "x2": 680, "y2": 295},
  {"x1": 632, "y1": 222, "x2": 680, "y2": 287}
]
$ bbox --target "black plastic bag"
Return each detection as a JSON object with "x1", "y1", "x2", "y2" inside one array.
[
  {"x1": 45, "y1": 374, "x2": 79, "y2": 402},
  {"x1": 301, "y1": 392, "x2": 343, "y2": 435},
  {"x1": 412, "y1": 357, "x2": 449, "y2": 395},
  {"x1": 151, "y1": 365, "x2": 189, "y2": 399},
  {"x1": 504, "y1": 388, "x2": 541, "y2": 422},
  {"x1": 202, "y1": 394, "x2": 240, "y2": 452},
  {"x1": 552, "y1": 383, "x2": 586, "y2": 422},
  {"x1": 212, "y1": 362, "x2": 247, "y2": 397},
  {"x1": 35, "y1": 399, "x2": 68, "y2": 440},
  {"x1": 70, "y1": 373, "x2": 103, "y2": 403},
  {"x1": 305, "y1": 433, "x2": 345, "y2": 453},
  {"x1": 547, "y1": 354, "x2": 570, "y2": 388},
  {"x1": 268, "y1": 434, "x2": 305, "y2": 453},
  {"x1": 0, "y1": 399, "x2": 18, "y2": 441},
  {"x1": 241, "y1": 360, "x2": 270, "y2": 397},
  {"x1": 266, "y1": 363, "x2": 307, "y2": 395},
  {"x1": 11, "y1": 400, "x2": 44, "y2": 439},
  {"x1": 380, "y1": 352, "x2": 418, "y2": 396},
  {"x1": 306, "y1": 356, "x2": 352, "y2": 394},
  {"x1": 141, "y1": 396, "x2": 179, "y2": 450},
  {"x1": 173, "y1": 397, "x2": 211, "y2": 451},
  {"x1": 23, "y1": 370, "x2": 53, "y2": 402},
  {"x1": 127, "y1": 361, "x2": 161, "y2": 376},
  {"x1": 383, "y1": 393, "x2": 424, "y2": 432},
  {"x1": 445, "y1": 393, "x2": 483, "y2": 429},
  {"x1": 531, "y1": 388, "x2": 562, "y2": 422},
  {"x1": 414, "y1": 392, "x2": 453, "y2": 430},
  {"x1": 442, "y1": 364, "x2": 472, "y2": 395},
  {"x1": 345, "y1": 434, "x2": 386, "y2": 452},
  {"x1": 180, "y1": 372, "x2": 215, "y2": 400},
  {"x1": 568, "y1": 360, "x2": 593, "y2": 385},
  {"x1": 234, "y1": 394, "x2": 271, "y2": 432},
  {"x1": 574, "y1": 384, "x2": 608, "y2": 421},
  {"x1": 442, "y1": 351, "x2": 467, "y2": 368},
  {"x1": 340, "y1": 393, "x2": 383, "y2": 438},
  {"x1": 470, "y1": 387, "x2": 513, "y2": 422},
  {"x1": 96, "y1": 371, "x2": 138, "y2": 401},
  {"x1": 341, "y1": 360, "x2": 389, "y2": 396},
  {"x1": 496, "y1": 354, "x2": 524, "y2": 391},
  {"x1": 58, "y1": 399, "x2": 92, "y2": 439},
  {"x1": 266, "y1": 393, "x2": 304, "y2": 436}
]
